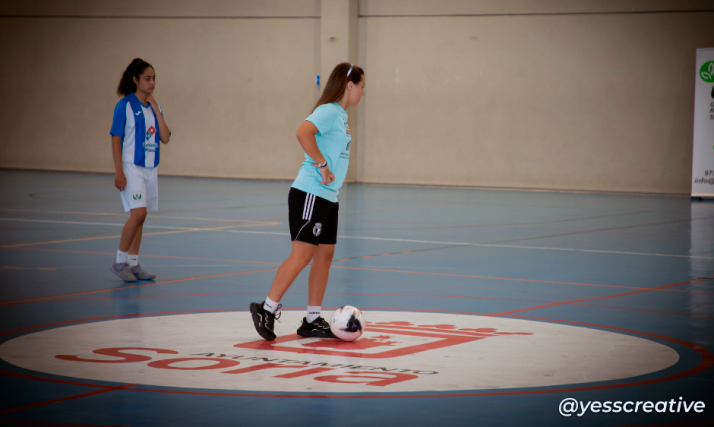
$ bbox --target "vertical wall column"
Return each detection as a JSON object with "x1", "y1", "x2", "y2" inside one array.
[{"x1": 321, "y1": 0, "x2": 360, "y2": 182}]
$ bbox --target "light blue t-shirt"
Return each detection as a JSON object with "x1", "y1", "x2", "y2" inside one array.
[{"x1": 291, "y1": 102, "x2": 351, "y2": 203}]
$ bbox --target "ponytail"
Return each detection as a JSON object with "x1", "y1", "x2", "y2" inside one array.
[
  {"x1": 313, "y1": 62, "x2": 364, "y2": 111},
  {"x1": 117, "y1": 58, "x2": 154, "y2": 96}
]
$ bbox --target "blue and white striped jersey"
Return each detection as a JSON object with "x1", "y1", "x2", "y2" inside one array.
[{"x1": 110, "y1": 93, "x2": 162, "y2": 168}]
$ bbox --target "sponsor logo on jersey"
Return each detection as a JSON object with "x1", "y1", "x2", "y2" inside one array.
[{"x1": 145, "y1": 126, "x2": 156, "y2": 141}]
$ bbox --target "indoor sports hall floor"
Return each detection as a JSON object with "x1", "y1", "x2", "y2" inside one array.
[{"x1": 0, "y1": 169, "x2": 712, "y2": 427}]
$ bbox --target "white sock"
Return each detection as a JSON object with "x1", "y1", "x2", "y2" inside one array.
[
  {"x1": 116, "y1": 250, "x2": 128, "y2": 264},
  {"x1": 127, "y1": 255, "x2": 139, "y2": 267},
  {"x1": 264, "y1": 297, "x2": 279, "y2": 313},
  {"x1": 307, "y1": 306, "x2": 321, "y2": 323}
]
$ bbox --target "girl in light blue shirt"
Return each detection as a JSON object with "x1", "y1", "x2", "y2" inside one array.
[{"x1": 250, "y1": 62, "x2": 365, "y2": 340}]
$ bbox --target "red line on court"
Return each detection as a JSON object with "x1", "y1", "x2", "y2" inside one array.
[
  {"x1": 571, "y1": 303, "x2": 714, "y2": 320},
  {"x1": 661, "y1": 289, "x2": 714, "y2": 295},
  {"x1": 332, "y1": 245, "x2": 461, "y2": 262},
  {"x1": 2, "y1": 292, "x2": 540, "y2": 307},
  {"x1": 4, "y1": 290, "x2": 712, "y2": 320},
  {"x1": 0, "y1": 384, "x2": 136, "y2": 416},
  {"x1": 6, "y1": 247, "x2": 713, "y2": 298},
  {"x1": 0, "y1": 369, "x2": 110, "y2": 389},
  {"x1": 0, "y1": 268, "x2": 278, "y2": 306},
  {"x1": 331, "y1": 265, "x2": 647, "y2": 289},
  {"x1": 0, "y1": 293, "x2": 272, "y2": 307},
  {"x1": 0, "y1": 308, "x2": 711, "y2": 399},
  {"x1": 332, "y1": 268, "x2": 711, "y2": 295},
  {"x1": 489, "y1": 278, "x2": 711, "y2": 317},
  {"x1": 1, "y1": 247, "x2": 639, "y2": 290},
  {"x1": 11, "y1": 247, "x2": 281, "y2": 266},
  {"x1": 0, "y1": 308, "x2": 251, "y2": 338}
]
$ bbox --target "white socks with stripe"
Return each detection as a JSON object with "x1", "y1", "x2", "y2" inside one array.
[
  {"x1": 264, "y1": 297, "x2": 279, "y2": 314},
  {"x1": 117, "y1": 251, "x2": 138, "y2": 266},
  {"x1": 307, "y1": 306, "x2": 321, "y2": 323}
]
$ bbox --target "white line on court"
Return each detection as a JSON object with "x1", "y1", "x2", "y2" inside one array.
[
  {"x1": 219, "y1": 229, "x2": 714, "y2": 260},
  {"x1": 0, "y1": 218, "x2": 201, "y2": 230},
  {"x1": 2, "y1": 217, "x2": 713, "y2": 261}
]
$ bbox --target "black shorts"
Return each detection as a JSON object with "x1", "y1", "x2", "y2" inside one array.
[{"x1": 288, "y1": 188, "x2": 339, "y2": 245}]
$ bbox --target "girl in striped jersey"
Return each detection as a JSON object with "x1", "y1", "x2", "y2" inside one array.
[
  {"x1": 109, "y1": 58, "x2": 171, "y2": 282},
  {"x1": 250, "y1": 62, "x2": 365, "y2": 340}
]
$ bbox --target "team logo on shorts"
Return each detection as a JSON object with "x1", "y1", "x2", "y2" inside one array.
[
  {"x1": 313, "y1": 222, "x2": 322, "y2": 236},
  {"x1": 132, "y1": 192, "x2": 142, "y2": 201}
]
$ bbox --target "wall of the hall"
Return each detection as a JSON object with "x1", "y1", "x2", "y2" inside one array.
[
  {"x1": 356, "y1": 0, "x2": 714, "y2": 193},
  {"x1": 0, "y1": 0, "x2": 321, "y2": 179},
  {"x1": 1, "y1": 0, "x2": 713, "y2": 194}
]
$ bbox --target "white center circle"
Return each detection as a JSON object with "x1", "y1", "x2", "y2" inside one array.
[{"x1": 0, "y1": 311, "x2": 679, "y2": 393}]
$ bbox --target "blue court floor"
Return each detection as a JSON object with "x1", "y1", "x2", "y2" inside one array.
[{"x1": 0, "y1": 169, "x2": 712, "y2": 427}]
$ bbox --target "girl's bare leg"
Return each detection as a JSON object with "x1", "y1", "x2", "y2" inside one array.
[
  {"x1": 307, "y1": 244, "x2": 335, "y2": 306},
  {"x1": 267, "y1": 241, "x2": 317, "y2": 302}
]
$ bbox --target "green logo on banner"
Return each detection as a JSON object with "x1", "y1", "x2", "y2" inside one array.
[{"x1": 701, "y1": 61, "x2": 714, "y2": 82}]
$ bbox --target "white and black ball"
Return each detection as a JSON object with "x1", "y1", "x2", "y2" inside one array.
[{"x1": 330, "y1": 306, "x2": 366, "y2": 341}]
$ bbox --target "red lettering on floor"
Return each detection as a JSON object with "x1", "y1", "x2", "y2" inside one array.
[
  {"x1": 274, "y1": 367, "x2": 335, "y2": 378},
  {"x1": 147, "y1": 358, "x2": 240, "y2": 370},
  {"x1": 56, "y1": 347, "x2": 177, "y2": 363},
  {"x1": 222, "y1": 362, "x2": 309, "y2": 375}
]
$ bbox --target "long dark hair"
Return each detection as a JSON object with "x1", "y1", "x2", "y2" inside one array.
[
  {"x1": 313, "y1": 62, "x2": 364, "y2": 110},
  {"x1": 117, "y1": 58, "x2": 154, "y2": 96}
]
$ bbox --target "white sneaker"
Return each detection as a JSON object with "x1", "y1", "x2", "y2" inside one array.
[
  {"x1": 110, "y1": 262, "x2": 137, "y2": 282},
  {"x1": 131, "y1": 264, "x2": 156, "y2": 280}
]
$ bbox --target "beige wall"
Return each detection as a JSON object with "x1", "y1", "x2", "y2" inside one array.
[
  {"x1": 0, "y1": 0, "x2": 320, "y2": 179},
  {"x1": 359, "y1": 0, "x2": 714, "y2": 15},
  {"x1": 1, "y1": 0, "x2": 713, "y2": 193},
  {"x1": 357, "y1": 1, "x2": 714, "y2": 193}
]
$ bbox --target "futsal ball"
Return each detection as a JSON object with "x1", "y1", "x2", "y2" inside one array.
[{"x1": 330, "y1": 306, "x2": 366, "y2": 341}]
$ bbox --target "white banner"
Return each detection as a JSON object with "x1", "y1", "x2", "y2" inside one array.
[{"x1": 692, "y1": 48, "x2": 714, "y2": 198}]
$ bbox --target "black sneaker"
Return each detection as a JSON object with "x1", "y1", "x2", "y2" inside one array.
[
  {"x1": 297, "y1": 316, "x2": 336, "y2": 339},
  {"x1": 250, "y1": 301, "x2": 281, "y2": 341}
]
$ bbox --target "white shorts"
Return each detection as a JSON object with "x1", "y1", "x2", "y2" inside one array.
[{"x1": 120, "y1": 162, "x2": 158, "y2": 212}]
